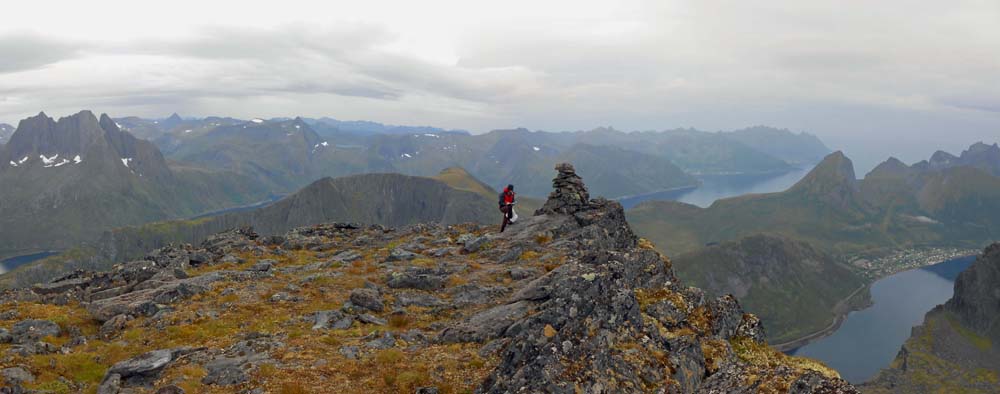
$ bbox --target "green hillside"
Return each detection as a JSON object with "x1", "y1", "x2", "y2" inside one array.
[
  {"x1": 0, "y1": 171, "x2": 499, "y2": 289},
  {"x1": 673, "y1": 235, "x2": 866, "y2": 344}
]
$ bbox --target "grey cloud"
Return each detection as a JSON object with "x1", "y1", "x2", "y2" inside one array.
[
  {"x1": 141, "y1": 23, "x2": 395, "y2": 61},
  {"x1": 96, "y1": 24, "x2": 523, "y2": 104},
  {"x1": 0, "y1": 32, "x2": 81, "y2": 73},
  {"x1": 275, "y1": 81, "x2": 401, "y2": 100},
  {"x1": 940, "y1": 96, "x2": 1000, "y2": 113}
]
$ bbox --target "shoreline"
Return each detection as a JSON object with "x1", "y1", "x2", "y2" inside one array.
[
  {"x1": 772, "y1": 283, "x2": 871, "y2": 352},
  {"x1": 612, "y1": 184, "x2": 700, "y2": 202},
  {"x1": 188, "y1": 194, "x2": 286, "y2": 220},
  {"x1": 772, "y1": 251, "x2": 978, "y2": 352},
  {"x1": 0, "y1": 250, "x2": 60, "y2": 264}
]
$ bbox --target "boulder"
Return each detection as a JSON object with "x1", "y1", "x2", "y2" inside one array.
[
  {"x1": 201, "y1": 357, "x2": 248, "y2": 386},
  {"x1": 386, "y1": 268, "x2": 448, "y2": 291},
  {"x1": 365, "y1": 332, "x2": 395, "y2": 349},
  {"x1": 10, "y1": 319, "x2": 60, "y2": 344},
  {"x1": 1, "y1": 367, "x2": 34, "y2": 385},
  {"x1": 386, "y1": 248, "x2": 419, "y2": 262},
  {"x1": 462, "y1": 236, "x2": 489, "y2": 254},
  {"x1": 104, "y1": 347, "x2": 200, "y2": 387},
  {"x1": 32, "y1": 277, "x2": 90, "y2": 295},
  {"x1": 313, "y1": 310, "x2": 353, "y2": 330},
  {"x1": 349, "y1": 288, "x2": 384, "y2": 313},
  {"x1": 394, "y1": 292, "x2": 445, "y2": 308}
]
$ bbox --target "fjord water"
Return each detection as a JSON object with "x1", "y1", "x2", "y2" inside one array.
[
  {"x1": 0, "y1": 251, "x2": 58, "y2": 274},
  {"x1": 618, "y1": 166, "x2": 813, "y2": 209},
  {"x1": 788, "y1": 256, "x2": 976, "y2": 384}
]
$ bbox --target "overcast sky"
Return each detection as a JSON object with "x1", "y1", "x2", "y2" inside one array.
[{"x1": 2, "y1": 0, "x2": 998, "y2": 172}]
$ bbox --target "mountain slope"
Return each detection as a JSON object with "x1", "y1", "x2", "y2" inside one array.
[
  {"x1": 431, "y1": 167, "x2": 543, "y2": 214},
  {"x1": 0, "y1": 171, "x2": 501, "y2": 288},
  {"x1": 0, "y1": 111, "x2": 270, "y2": 257},
  {"x1": 673, "y1": 235, "x2": 867, "y2": 344},
  {"x1": 864, "y1": 243, "x2": 1000, "y2": 393},
  {"x1": 210, "y1": 172, "x2": 496, "y2": 234}
]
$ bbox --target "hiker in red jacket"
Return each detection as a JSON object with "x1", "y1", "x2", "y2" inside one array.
[{"x1": 499, "y1": 184, "x2": 517, "y2": 232}]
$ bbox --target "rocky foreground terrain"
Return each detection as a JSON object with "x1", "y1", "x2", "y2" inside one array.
[{"x1": 0, "y1": 164, "x2": 856, "y2": 393}]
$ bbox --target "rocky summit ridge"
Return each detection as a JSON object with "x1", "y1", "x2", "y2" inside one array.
[{"x1": 0, "y1": 163, "x2": 856, "y2": 393}]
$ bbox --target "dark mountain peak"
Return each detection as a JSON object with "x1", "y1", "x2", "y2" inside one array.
[
  {"x1": 2, "y1": 110, "x2": 171, "y2": 178},
  {"x1": 98, "y1": 113, "x2": 120, "y2": 133},
  {"x1": 865, "y1": 156, "x2": 912, "y2": 179},
  {"x1": 790, "y1": 151, "x2": 860, "y2": 203},
  {"x1": 3, "y1": 111, "x2": 104, "y2": 163},
  {"x1": 796, "y1": 151, "x2": 856, "y2": 184},
  {"x1": 160, "y1": 113, "x2": 184, "y2": 130},
  {"x1": 964, "y1": 141, "x2": 999, "y2": 154},
  {"x1": 15, "y1": 111, "x2": 57, "y2": 133},
  {"x1": 929, "y1": 150, "x2": 959, "y2": 167},
  {"x1": 587, "y1": 126, "x2": 622, "y2": 134},
  {"x1": 945, "y1": 243, "x2": 1000, "y2": 341}
]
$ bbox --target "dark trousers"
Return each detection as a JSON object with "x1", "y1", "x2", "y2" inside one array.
[{"x1": 500, "y1": 204, "x2": 513, "y2": 232}]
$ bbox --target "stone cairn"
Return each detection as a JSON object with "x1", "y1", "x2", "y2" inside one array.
[{"x1": 535, "y1": 163, "x2": 591, "y2": 215}]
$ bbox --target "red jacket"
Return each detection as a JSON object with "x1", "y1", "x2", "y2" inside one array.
[{"x1": 500, "y1": 187, "x2": 516, "y2": 205}]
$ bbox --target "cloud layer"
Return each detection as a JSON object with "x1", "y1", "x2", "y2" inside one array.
[{"x1": 1, "y1": 0, "x2": 998, "y2": 171}]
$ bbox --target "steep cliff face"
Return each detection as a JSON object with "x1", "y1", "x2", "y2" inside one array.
[
  {"x1": 946, "y1": 243, "x2": 1000, "y2": 339},
  {"x1": 864, "y1": 243, "x2": 1000, "y2": 393},
  {"x1": 0, "y1": 163, "x2": 857, "y2": 393}
]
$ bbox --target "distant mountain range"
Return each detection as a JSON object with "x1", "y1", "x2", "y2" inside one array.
[
  {"x1": 0, "y1": 111, "x2": 272, "y2": 258},
  {"x1": 629, "y1": 144, "x2": 1000, "y2": 258},
  {"x1": 914, "y1": 141, "x2": 1000, "y2": 177},
  {"x1": 722, "y1": 126, "x2": 832, "y2": 166},
  {"x1": 864, "y1": 243, "x2": 1000, "y2": 393},
  {"x1": 305, "y1": 117, "x2": 471, "y2": 137},
  {"x1": 114, "y1": 114, "x2": 829, "y2": 199}
]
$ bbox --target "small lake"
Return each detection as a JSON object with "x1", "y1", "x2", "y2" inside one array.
[
  {"x1": 787, "y1": 255, "x2": 976, "y2": 384},
  {"x1": 0, "y1": 251, "x2": 59, "y2": 275},
  {"x1": 618, "y1": 166, "x2": 814, "y2": 209}
]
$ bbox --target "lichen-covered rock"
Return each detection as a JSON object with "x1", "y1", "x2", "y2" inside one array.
[
  {"x1": 385, "y1": 267, "x2": 448, "y2": 290},
  {"x1": 10, "y1": 319, "x2": 60, "y2": 344},
  {"x1": 348, "y1": 288, "x2": 384, "y2": 312}
]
